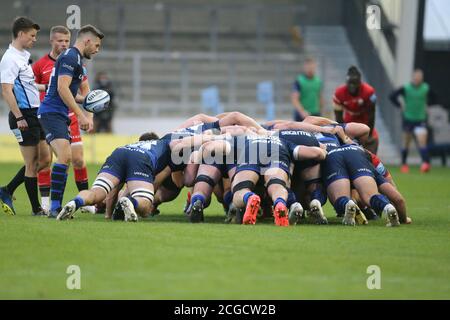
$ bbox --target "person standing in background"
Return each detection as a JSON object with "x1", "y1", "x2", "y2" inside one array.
[
  {"x1": 390, "y1": 69, "x2": 437, "y2": 173},
  {"x1": 291, "y1": 57, "x2": 324, "y2": 121},
  {"x1": 333, "y1": 66, "x2": 379, "y2": 154}
]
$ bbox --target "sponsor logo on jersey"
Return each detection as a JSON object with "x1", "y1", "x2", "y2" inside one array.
[
  {"x1": 62, "y1": 63, "x2": 74, "y2": 71},
  {"x1": 133, "y1": 171, "x2": 150, "y2": 178}
]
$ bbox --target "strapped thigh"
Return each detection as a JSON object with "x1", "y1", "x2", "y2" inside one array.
[
  {"x1": 232, "y1": 180, "x2": 255, "y2": 194},
  {"x1": 130, "y1": 188, "x2": 154, "y2": 203},
  {"x1": 194, "y1": 174, "x2": 216, "y2": 187},
  {"x1": 92, "y1": 176, "x2": 114, "y2": 194},
  {"x1": 265, "y1": 178, "x2": 287, "y2": 191}
]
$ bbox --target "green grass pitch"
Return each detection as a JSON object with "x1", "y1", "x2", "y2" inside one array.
[{"x1": 0, "y1": 162, "x2": 449, "y2": 299}]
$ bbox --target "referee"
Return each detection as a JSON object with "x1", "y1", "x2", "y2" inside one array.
[{"x1": 0, "y1": 17, "x2": 44, "y2": 216}]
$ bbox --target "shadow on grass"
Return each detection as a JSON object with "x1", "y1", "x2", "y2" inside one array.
[
  {"x1": 74, "y1": 212, "x2": 384, "y2": 228},
  {"x1": 142, "y1": 214, "x2": 359, "y2": 227}
]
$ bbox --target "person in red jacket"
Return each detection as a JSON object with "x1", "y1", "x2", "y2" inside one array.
[
  {"x1": 333, "y1": 66, "x2": 379, "y2": 154},
  {"x1": 33, "y1": 25, "x2": 95, "y2": 213}
]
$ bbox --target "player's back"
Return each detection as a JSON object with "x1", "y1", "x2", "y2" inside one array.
[
  {"x1": 124, "y1": 139, "x2": 171, "y2": 175},
  {"x1": 169, "y1": 121, "x2": 220, "y2": 138},
  {"x1": 243, "y1": 135, "x2": 294, "y2": 165},
  {"x1": 277, "y1": 129, "x2": 319, "y2": 147},
  {"x1": 314, "y1": 132, "x2": 341, "y2": 151}
]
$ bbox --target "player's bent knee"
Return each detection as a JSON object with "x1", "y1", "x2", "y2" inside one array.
[
  {"x1": 72, "y1": 158, "x2": 85, "y2": 169},
  {"x1": 38, "y1": 153, "x2": 52, "y2": 169},
  {"x1": 58, "y1": 156, "x2": 71, "y2": 166}
]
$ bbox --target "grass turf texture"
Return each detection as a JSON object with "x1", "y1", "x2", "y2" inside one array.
[{"x1": 0, "y1": 162, "x2": 449, "y2": 299}]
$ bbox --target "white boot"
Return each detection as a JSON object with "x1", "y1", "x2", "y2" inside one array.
[
  {"x1": 383, "y1": 204, "x2": 400, "y2": 227},
  {"x1": 80, "y1": 205, "x2": 97, "y2": 214},
  {"x1": 288, "y1": 202, "x2": 303, "y2": 225},
  {"x1": 41, "y1": 196, "x2": 50, "y2": 212},
  {"x1": 56, "y1": 201, "x2": 77, "y2": 220},
  {"x1": 342, "y1": 200, "x2": 358, "y2": 226},
  {"x1": 119, "y1": 197, "x2": 138, "y2": 222},
  {"x1": 309, "y1": 199, "x2": 328, "y2": 224}
]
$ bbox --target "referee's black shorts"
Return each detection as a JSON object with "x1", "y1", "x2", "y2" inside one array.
[{"x1": 8, "y1": 108, "x2": 46, "y2": 146}]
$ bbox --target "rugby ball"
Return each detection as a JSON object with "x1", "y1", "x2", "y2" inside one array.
[{"x1": 83, "y1": 89, "x2": 110, "y2": 113}]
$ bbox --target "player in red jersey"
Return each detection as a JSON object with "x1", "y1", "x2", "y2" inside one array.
[
  {"x1": 333, "y1": 66, "x2": 379, "y2": 154},
  {"x1": 33, "y1": 26, "x2": 95, "y2": 213}
]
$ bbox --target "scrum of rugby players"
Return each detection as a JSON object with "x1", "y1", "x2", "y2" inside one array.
[{"x1": 58, "y1": 111, "x2": 411, "y2": 227}]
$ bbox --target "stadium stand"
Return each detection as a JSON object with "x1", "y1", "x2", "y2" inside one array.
[
  {"x1": 0, "y1": 0, "x2": 447, "y2": 165},
  {"x1": 0, "y1": 0, "x2": 344, "y2": 118}
]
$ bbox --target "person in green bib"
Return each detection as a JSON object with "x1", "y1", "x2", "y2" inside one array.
[
  {"x1": 291, "y1": 57, "x2": 324, "y2": 121},
  {"x1": 390, "y1": 69, "x2": 437, "y2": 173}
]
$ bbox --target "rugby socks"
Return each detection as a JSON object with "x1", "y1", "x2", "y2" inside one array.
[
  {"x1": 223, "y1": 191, "x2": 233, "y2": 211},
  {"x1": 369, "y1": 194, "x2": 390, "y2": 213},
  {"x1": 419, "y1": 147, "x2": 430, "y2": 164},
  {"x1": 50, "y1": 163, "x2": 68, "y2": 212},
  {"x1": 311, "y1": 188, "x2": 327, "y2": 206},
  {"x1": 5, "y1": 165, "x2": 25, "y2": 195},
  {"x1": 286, "y1": 189, "x2": 297, "y2": 207},
  {"x1": 274, "y1": 197, "x2": 287, "y2": 208},
  {"x1": 305, "y1": 178, "x2": 326, "y2": 206},
  {"x1": 127, "y1": 195, "x2": 138, "y2": 209},
  {"x1": 334, "y1": 196, "x2": 350, "y2": 216},
  {"x1": 191, "y1": 194, "x2": 206, "y2": 206},
  {"x1": 401, "y1": 148, "x2": 408, "y2": 165},
  {"x1": 24, "y1": 176, "x2": 41, "y2": 213},
  {"x1": 38, "y1": 168, "x2": 51, "y2": 210},
  {"x1": 38, "y1": 168, "x2": 51, "y2": 197},
  {"x1": 73, "y1": 196, "x2": 85, "y2": 210},
  {"x1": 74, "y1": 167, "x2": 89, "y2": 191},
  {"x1": 243, "y1": 191, "x2": 255, "y2": 205}
]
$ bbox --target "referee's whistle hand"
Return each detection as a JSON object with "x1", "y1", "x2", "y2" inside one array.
[{"x1": 17, "y1": 119, "x2": 29, "y2": 131}]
